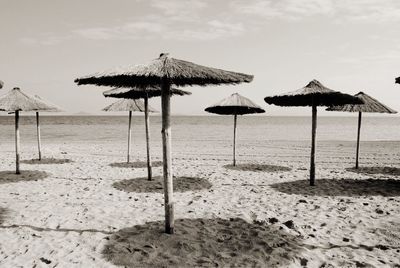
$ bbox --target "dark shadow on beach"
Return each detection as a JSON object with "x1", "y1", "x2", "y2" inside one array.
[
  {"x1": 271, "y1": 178, "x2": 400, "y2": 197},
  {"x1": 224, "y1": 163, "x2": 291, "y2": 172},
  {"x1": 110, "y1": 161, "x2": 163, "y2": 168},
  {"x1": 346, "y1": 166, "x2": 400, "y2": 176},
  {"x1": 0, "y1": 170, "x2": 49, "y2": 185},
  {"x1": 113, "y1": 176, "x2": 212, "y2": 193},
  {"x1": 0, "y1": 207, "x2": 9, "y2": 224},
  {"x1": 0, "y1": 223, "x2": 113, "y2": 235},
  {"x1": 102, "y1": 218, "x2": 303, "y2": 268},
  {"x1": 21, "y1": 158, "x2": 73, "y2": 165}
]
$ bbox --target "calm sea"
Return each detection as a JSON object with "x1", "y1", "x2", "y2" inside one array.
[{"x1": 0, "y1": 115, "x2": 399, "y2": 144}]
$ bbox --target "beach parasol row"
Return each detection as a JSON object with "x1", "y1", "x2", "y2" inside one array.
[
  {"x1": 75, "y1": 53, "x2": 254, "y2": 234},
  {"x1": 264, "y1": 80, "x2": 363, "y2": 186},
  {"x1": 0, "y1": 87, "x2": 61, "y2": 173},
  {"x1": 103, "y1": 86, "x2": 191, "y2": 181},
  {"x1": 205, "y1": 93, "x2": 265, "y2": 166},
  {"x1": 327, "y1": 92, "x2": 397, "y2": 168},
  {"x1": 102, "y1": 98, "x2": 157, "y2": 165}
]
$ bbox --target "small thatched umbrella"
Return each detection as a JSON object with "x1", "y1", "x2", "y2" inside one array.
[
  {"x1": 264, "y1": 80, "x2": 362, "y2": 186},
  {"x1": 327, "y1": 92, "x2": 397, "y2": 169},
  {"x1": 103, "y1": 98, "x2": 157, "y2": 164},
  {"x1": 396, "y1": 77, "x2": 400, "y2": 84},
  {"x1": 205, "y1": 93, "x2": 265, "y2": 166},
  {"x1": 103, "y1": 86, "x2": 191, "y2": 180},
  {"x1": 0, "y1": 87, "x2": 60, "y2": 173},
  {"x1": 75, "y1": 53, "x2": 253, "y2": 234}
]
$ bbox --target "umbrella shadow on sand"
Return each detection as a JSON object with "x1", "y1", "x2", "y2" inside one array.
[
  {"x1": 110, "y1": 161, "x2": 163, "y2": 169},
  {"x1": 102, "y1": 218, "x2": 303, "y2": 268},
  {"x1": 271, "y1": 178, "x2": 400, "y2": 197},
  {"x1": 113, "y1": 176, "x2": 212, "y2": 193},
  {"x1": 21, "y1": 158, "x2": 73, "y2": 165},
  {"x1": 346, "y1": 167, "x2": 400, "y2": 176},
  {"x1": 0, "y1": 207, "x2": 9, "y2": 224},
  {"x1": 0, "y1": 170, "x2": 49, "y2": 185},
  {"x1": 224, "y1": 164, "x2": 291, "y2": 172}
]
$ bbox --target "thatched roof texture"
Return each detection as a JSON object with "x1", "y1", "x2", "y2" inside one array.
[
  {"x1": 75, "y1": 53, "x2": 253, "y2": 88},
  {"x1": 0, "y1": 87, "x2": 60, "y2": 112},
  {"x1": 264, "y1": 80, "x2": 363, "y2": 107},
  {"x1": 103, "y1": 86, "x2": 191, "y2": 99},
  {"x1": 396, "y1": 77, "x2": 400, "y2": 84},
  {"x1": 34, "y1": 95, "x2": 62, "y2": 112},
  {"x1": 205, "y1": 93, "x2": 265, "y2": 115},
  {"x1": 327, "y1": 92, "x2": 397, "y2": 114},
  {"x1": 103, "y1": 98, "x2": 157, "y2": 112}
]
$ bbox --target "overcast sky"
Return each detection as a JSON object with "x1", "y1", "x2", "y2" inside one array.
[{"x1": 0, "y1": 0, "x2": 399, "y2": 115}]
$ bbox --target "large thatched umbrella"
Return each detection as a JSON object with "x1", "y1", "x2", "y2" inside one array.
[
  {"x1": 0, "y1": 87, "x2": 60, "y2": 173},
  {"x1": 205, "y1": 93, "x2": 265, "y2": 166},
  {"x1": 75, "y1": 53, "x2": 253, "y2": 234},
  {"x1": 103, "y1": 98, "x2": 157, "y2": 164},
  {"x1": 264, "y1": 80, "x2": 362, "y2": 186},
  {"x1": 327, "y1": 92, "x2": 397, "y2": 169},
  {"x1": 103, "y1": 86, "x2": 191, "y2": 181}
]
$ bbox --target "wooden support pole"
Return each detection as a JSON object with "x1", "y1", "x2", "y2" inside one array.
[
  {"x1": 127, "y1": 111, "x2": 132, "y2": 163},
  {"x1": 161, "y1": 79, "x2": 174, "y2": 234},
  {"x1": 355, "y1": 111, "x2": 362, "y2": 169},
  {"x1": 36, "y1": 112, "x2": 42, "y2": 161},
  {"x1": 144, "y1": 94, "x2": 152, "y2": 181},
  {"x1": 15, "y1": 111, "x2": 20, "y2": 174},
  {"x1": 233, "y1": 114, "x2": 237, "y2": 166},
  {"x1": 310, "y1": 104, "x2": 317, "y2": 186}
]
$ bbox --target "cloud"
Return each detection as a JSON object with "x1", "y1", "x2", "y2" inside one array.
[
  {"x1": 72, "y1": 19, "x2": 244, "y2": 41},
  {"x1": 19, "y1": 34, "x2": 72, "y2": 46},
  {"x1": 149, "y1": 0, "x2": 207, "y2": 20},
  {"x1": 72, "y1": 21, "x2": 164, "y2": 40},
  {"x1": 336, "y1": 46, "x2": 400, "y2": 65},
  {"x1": 20, "y1": 0, "x2": 244, "y2": 44},
  {"x1": 232, "y1": 0, "x2": 400, "y2": 22},
  {"x1": 19, "y1": 0, "x2": 400, "y2": 46}
]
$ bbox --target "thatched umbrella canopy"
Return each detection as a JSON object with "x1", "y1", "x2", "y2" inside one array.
[
  {"x1": 0, "y1": 87, "x2": 60, "y2": 173},
  {"x1": 103, "y1": 86, "x2": 191, "y2": 98},
  {"x1": 103, "y1": 86, "x2": 191, "y2": 181},
  {"x1": 327, "y1": 92, "x2": 397, "y2": 169},
  {"x1": 75, "y1": 53, "x2": 253, "y2": 234},
  {"x1": 205, "y1": 93, "x2": 265, "y2": 166},
  {"x1": 396, "y1": 77, "x2": 400, "y2": 84},
  {"x1": 103, "y1": 98, "x2": 157, "y2": 164},
  {"x1": 264, "y1": 80, "x2": 363, "y2": 186}
]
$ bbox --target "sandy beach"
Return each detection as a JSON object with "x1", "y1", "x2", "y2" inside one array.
[{"x1": 0, "y1": 115, "x2": 399, "y2": 267}]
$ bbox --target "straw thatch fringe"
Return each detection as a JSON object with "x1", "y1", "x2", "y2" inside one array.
[
  {"x1": 327, "y1": 92, "x2": 397, "y2": 114},
  {"x1": 103, "y1": 86, "x2": 191, "y2": 99},
  {"x1": 34, "y1": 95, "x2": 63, "y2": 112},
  {"x1": 75, "y1": 53, "x2": 253, "y2": 87},
  {"x1": 264, "y1": 80, "x2": 363, "y2": 107},
  {"x1": 205, "y1": 93, "x2": 265, "y2": 115},
  {"x1": 0, "y1": 88, "x2": 60, "y2": 112},
  {"x1": 103, "y1": 98, "x2": 157, "y2": 112}
]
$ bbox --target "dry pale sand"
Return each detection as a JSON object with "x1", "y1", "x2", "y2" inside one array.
[{"x1": 0, "y1": 136, "x2": 399, "y2": 267}]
